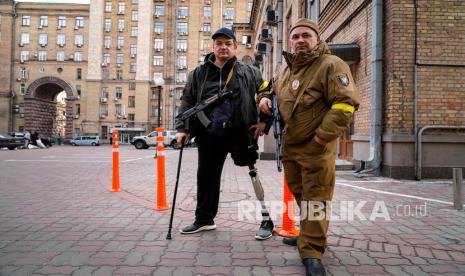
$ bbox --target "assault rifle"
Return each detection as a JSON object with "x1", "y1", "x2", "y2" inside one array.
[
  {"x1": 178, "y1": 90, "x2": 233, "y2": 129},
  {"x1": 263, "y1": 85, "x2": 283, "y2": 172}
]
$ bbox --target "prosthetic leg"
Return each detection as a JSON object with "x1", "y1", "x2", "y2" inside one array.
[{"x1": 248, "y1": 164, "x2": 274, "y2": 240}]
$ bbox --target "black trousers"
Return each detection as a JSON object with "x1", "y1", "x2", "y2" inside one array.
[{"x1": 194, "y1": 130, "x2": 258, "y2": 225}]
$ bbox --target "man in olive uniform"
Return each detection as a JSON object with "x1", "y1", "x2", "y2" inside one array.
[{"x1": 258, "y1": 19, "x2": 359, "y2": 275}]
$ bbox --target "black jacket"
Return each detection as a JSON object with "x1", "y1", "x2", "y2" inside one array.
[{"x1": 175, "y1": 53, "x2": 264, "y2": 133}]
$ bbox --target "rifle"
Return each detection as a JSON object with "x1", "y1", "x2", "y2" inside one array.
[
  {"x1": 263, "y1": 87, "x2": 283, "y2": 172},
  {"x1": 178, "y1": 90, "x2": 233, "y2": 130}
]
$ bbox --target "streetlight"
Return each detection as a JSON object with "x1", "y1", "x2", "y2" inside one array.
[{"x1": 153, "y1": 77, "x2": 164, "y2": 128}]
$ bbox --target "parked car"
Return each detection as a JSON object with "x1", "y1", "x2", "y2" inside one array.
[
  {"x1": 70, "y1": 136, "x2": 100, "y2": 146},
  {"x1": 0, "y1": 133, "x2": 26, "y2": 150},
  {"x1": 131, "y1": 130, "x2": 189, "y2": 149}
]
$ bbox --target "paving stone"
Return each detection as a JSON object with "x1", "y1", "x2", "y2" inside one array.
[
  {"x1": 50, "y1": 252, "x2": 93, "y2": 266},
  {"x1": 71, "y1": 266, "x2": 98, "y2": 276},
  {"x1": 383, "y1": 266, "x2": 409, "y2": 276},
  {"x1": 265, "y1": 253, "x2": 285, "y2": 266},
  {"x1": 401, "y1": 265, "x2": 431, "y2": 276},
  {"x1": 350, "y1": 251, "x2": 376, "y2": 265},
  {"x1": 334, "y1": 252, "x2": 359, "y2": 265},
  {"x1": 195, "y1": 252, "x2": 231, "y2": 266},
  {"x1": 251, "y1": 266, "x2": 272, "y2": 276}
]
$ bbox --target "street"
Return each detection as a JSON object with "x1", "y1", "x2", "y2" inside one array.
[{"x1": 0, "y1": 145, "x2": 464, "y2": 275}]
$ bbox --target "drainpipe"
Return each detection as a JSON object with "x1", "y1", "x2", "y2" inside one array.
[
  {"x1": 356, "y1": 0, "x2": 383, "y2": 176},
  {"x1": 275, "y1": 0, "x2": 283, "y2": 73},
  {"x1": 9, "y1": 1, "x2": 18, "y2": 132}
]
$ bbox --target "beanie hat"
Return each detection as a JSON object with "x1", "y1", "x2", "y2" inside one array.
[{"x1": 289, "y1": 18, "x2": 320, "y2": 36}]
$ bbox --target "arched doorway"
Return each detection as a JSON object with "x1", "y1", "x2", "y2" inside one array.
[{"x1": 24, "y1": 77, "x2": 76, "y2": 142}]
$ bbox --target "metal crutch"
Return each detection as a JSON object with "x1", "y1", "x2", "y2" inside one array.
[{"x1": 166, "y1": 141, "x2": 185, "y2": 240}]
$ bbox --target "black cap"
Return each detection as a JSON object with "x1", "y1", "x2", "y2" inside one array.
[{"x1": 212, "y1": 27, "x2": 236, "y2": 41}]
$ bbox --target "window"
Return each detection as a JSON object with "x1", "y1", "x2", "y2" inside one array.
[
  {"x1": 151, "y1": 89, "x2": 159, "y2": 100},
  {"x1": 128, "y1": 114, "x2": 135, "y2": 122},
  {"x1": 115, "y1": 87, "x2": 123, "y2": 99},
  {"x1": 201, "y1": 39, "x2": 210, "y2": 50},
  {"x1": 104, "y1": 18, "x2": 111, "y2": 32},
  {"x1": 20, "y1": 33, "x2": 29, "y2": 44},
  {"x1": 153, "y1": 56, "x2": 163, "y2": 66},
  {"x1": 128, "y1": 96, "x2": 135, "y2": 107},
  {"x1": 19, "y1": 67, "x2": 27, "y2": 79},
  {"x1": 105, "y1": 2, "x2": 112, "y2": 12},
  {"x1": 151, "y1": 105, "x2": 158, "y2": 117},
  {"x1": 76, "y1": 85, "x2": 81, "y2": 97},
  {"x1": 56, "y1": 51, "x2": 65, "y2": 61},
  {"x1": 132, "y1": 0, "x2": 138, "y2": 4},
  {"x1": 224, "y1": 22, "x2": 233, "y2": 29},
  {"x1": 177, "y1": 7, "x2": 188, "y2": 18},
  {"x1": 204, "y1": 6, "x2": 212, "y2": 18},
  {"x1": 153, "y1": 72, "x2": 163, "y2": 80},
  {"x1": 77, "y1": 68, "x2": 82, "y2": 79},
  {"x1": 117, "y1": 36, "x2": 124, "y2": 48},
  {"x1": 154, "y1": 39, "x2": 163, "y2": 50},
  {"x1": 118, "y1": 19, "x2": 124, "y2": 31},
  {"x1": 176, "y1": 72, "x2": 187, "y2": 83},
  {"x1": 75, "y1": 16, "x2": 84, "y2": 28},
  {"x1": 38, "y1": 51, "x2": 47, "y2": 61},
  {"x1": 101, "y1": 87, "x2": 109, "y2": 98},
  {"x1": 115, "y1": 104, "x2": 122, "y2": 116},
  {"x1": 100, "y1": 104, "x2": 108, "y2": 116},
  {"x1": 116, "y1": 69, "x2": 123, "y2": 80},
  {"x1": 103, "y1": 69, "x2": 109, "y2": 80},
  {"x1": 176, "y1": 39, "x2": 187, "y2": 51},
  {"x1": 131, "y1": 11, "x2": 138, "y2": 21},
  {"x1": 129, "y1": 81, "x2": 136, "y2": 90},
  {"x1": 242, "y1": 35, "x2": 251, "y2": 45},
  {"x1": 76, "y1": 104, "x2": 81, "y2": 115},
  {"x1": 56, "y1": 34, "x2": 65, "y2": 46},
  {"x1": 39, "y1": 16, "x2": 48, "y2": 27},
  {"x1": 130, "y1": 61, "x2": 136, "y2": 73},
  {"x1": 130, "y1": 44, "x2": 137, "y2": 56},
  {"x1": 177, "y1": 22, "x2": 188, "y2": 34},
  {"x1": 224, "y1": 8, "x2": 234, "y2": 20},
  {"x1": 177, "y1": 56, "x2": 187, "y2": 68},
  {"x1": 116, "y1": 53, "x2": 124, "y2": 64},
  {"x1": 75, "y1": 34, "x2": 83, "y2": 46},
  {"x1": 20, "y1": 83, "x2": 26, "y2": 96},
  {"x1": 247, "y1": 2, "x2": 253, "y2": 12},
  {"x1": 39, "y1": 33, "x2": 48, "y2": 46},
  {"x1": 58, "y1": 16, "x2": 66, "y2": 28},
  {"x1": 202, "y1": 23, "x2": 211, "y2": 33},
  {"x1": 131, "y1": 26, "x2": 138, "y2": 37},
  {"x1": 74, "y1": 52, "x2": 83, "y2": 62},
  {"x1": 103, "y1": 53, "x2": 110, "y2": 64},
  {"x1": 104, "y1": 36, "x2": 111, "y2": 48},
  {"x1": 154, "y1": 22, "x2": 164, "y2": 33},
  {"x1": 118, "y1": 2, "x2": 125, "y2": 14},
  {"x1": 20, "y1": 51, "x2": 29, "y2": 62},
  {"x1": 155, "y1": 6, "x2": 165, "y2": 16},
  {"x1": 22, "y1": 15, "x2": 30, "y2": 26}
]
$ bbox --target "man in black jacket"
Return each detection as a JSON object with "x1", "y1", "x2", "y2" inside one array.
[{"x1": 175, "y1": 28, "x2": 273, "y2": 240}]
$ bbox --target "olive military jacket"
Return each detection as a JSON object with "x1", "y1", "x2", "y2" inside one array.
[{"x1": 261, "y1": 42, "x2": 359, "y2": 146}]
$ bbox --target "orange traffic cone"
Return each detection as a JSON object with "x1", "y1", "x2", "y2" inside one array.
[
  {"x1": 154, "y1": 128, "x2": 169, "y2": 211},
  {"x1": 274, "y1": 174, "x2": 299, "y2": 237},
  {"x1": 111, "y1": 130, "x2": 121, "y2": 192}
]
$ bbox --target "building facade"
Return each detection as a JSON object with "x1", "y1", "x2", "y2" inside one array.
[
  {"x1": 251, "y1": 0, "x2": 465, "y2": 179},
  {"x1": 0, "y1": 0, "x2": 254, "y2": 143}
]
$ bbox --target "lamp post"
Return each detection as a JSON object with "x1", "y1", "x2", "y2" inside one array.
[{"x1": 153, "y1": 77, "x2": 165, "y2": 128}]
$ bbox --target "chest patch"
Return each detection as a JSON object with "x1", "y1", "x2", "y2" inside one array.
[
  {"x1": 292, "y1": 80, "x2": 300, "y2": 90},
  {"x1": 337, "y1": 74, "x2": 350, "y2": 86}
]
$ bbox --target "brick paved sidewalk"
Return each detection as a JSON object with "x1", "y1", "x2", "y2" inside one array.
[{"x1": 0, "y1": 146, "x2": 464, "y2": 275}]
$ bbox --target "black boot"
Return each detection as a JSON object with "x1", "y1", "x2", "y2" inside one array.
[
  {"x1": 302, "y1": 258, "x2": 326, "y2": 276},
  {"x1": 282, "y1": 236, "x2": 297, "y2": 246}
]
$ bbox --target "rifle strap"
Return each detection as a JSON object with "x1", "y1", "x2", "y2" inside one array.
[{"x1": 198, "y1": 61, "x2": 236, "y2": 102}]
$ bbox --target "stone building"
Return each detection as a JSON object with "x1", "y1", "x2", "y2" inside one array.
[
  {"x1": 0, "y1": 0, "x2": 254, "y2": 143},
  {"x1": 250, "y1": 0, "x2": 465, "y2": 179}
]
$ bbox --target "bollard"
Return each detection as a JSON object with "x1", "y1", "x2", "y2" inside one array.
[
  {"x1": 274, "y1": 174, "x2": 299, "y2": 237},
  {"x1": 154, "y1": 127, "x2": 169, "y2": 211},
  {"x1": 453, "y1": 168, "x2": 463, "y2": 210},
  {"x1": 111, "y1": 130, "x2": 121, "y2": 192}
]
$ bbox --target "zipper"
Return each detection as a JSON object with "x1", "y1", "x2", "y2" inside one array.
[{"x1": 219, "y1": 67, "x2": 222, "y2": 92}]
